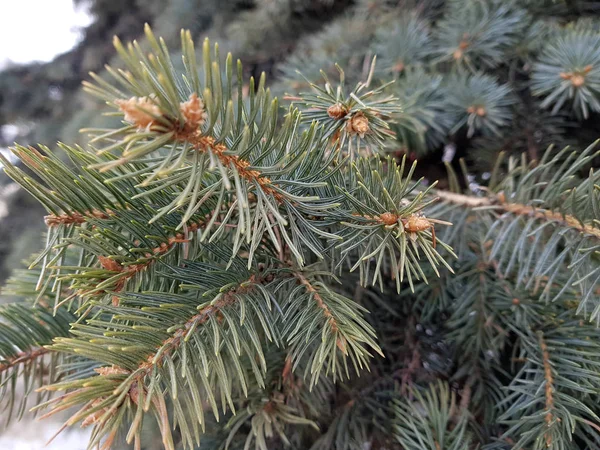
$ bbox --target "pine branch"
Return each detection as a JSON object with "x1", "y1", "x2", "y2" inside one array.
[
  {"x1": 4, "y1": 11, "x2": 600, "y2": 450},
  {"x1": 287, "y1": 59, "x2": 399, "y2": 156},
  {"x1": 0, "y1": 303, "x2": 74, "y2": 426},
  {"x1": 532, "y1": 27, "x2": 600, "y2": 119},
  {"x1": 336, "y1": 156, "x2": 455, "y2": 292},
  {"x1": 436, "y1": 189, "x2": 600, "y2": 238},
  {"x1": 40, "y1": 255, "x2": 277, "y2": 449},
  {"x1": 499, "y1": 319, "x2": 600, "y2": 449},
  {"x1": 278, "y1": 268, "x2": 383, "y2": 387},
  {"x1": 434, "y1": 143, "x2": 600, "y2": 319},
  {"x1": 393, "y1": 381, "x2": 472, "y2": 450},
  {"x1": 221, "y1": 351, "x2": 325, "y2": 449},
  {"x1": 433, "y1": 0, "x2": 529, "y2": 70},
  {"x1": 373, "y1": 11, "x2": 434, "y2": 76},
  {"x1": 445, "y1": 73, "x2": 515, "y2": 138}
]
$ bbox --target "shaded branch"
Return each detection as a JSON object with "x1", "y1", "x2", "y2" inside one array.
[
  {"x1": 538, "y1": 331, "x2": 555, "y2": 448},
  {"x1": 0, "y1": 347, "x2": 50, "y2": 374},
  {"x1": 436, "y1": 190, "x2": 600, "y2": 239}
]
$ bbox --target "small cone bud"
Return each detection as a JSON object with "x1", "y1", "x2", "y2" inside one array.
[
  {"x1": 115, "y1": 96, "x2": 162, "y2": 129},
  {"x1": 379, "y1": 212, "x2": 399, "y2": 225},
  {"x1": 393, "y1": 61, "x2": 405, "y2": 73},
  {"x1": 98, "y1": 256, "x2": 123, "y2": 272},
  {"x1": 346, "y1": 113, "x2": 370, "y2": 138},
  {"x1": 327, "y1": 103, "x2": 348, "y2": 119},
  {"x1": 571, "y1": 74, "x2": 585, "y2": 87},
  {"x1": 180, "y1": 93, "x2": 207, "y2": 129}
]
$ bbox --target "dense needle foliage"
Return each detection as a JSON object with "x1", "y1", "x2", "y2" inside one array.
[{"x1": 1, "y1": 2, "x2": 600, "y2": 449}]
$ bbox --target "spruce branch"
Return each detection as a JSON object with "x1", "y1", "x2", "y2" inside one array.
[
  {"x1": 445, "y1": 73, "x2": 515, "y2": 138},
  {"x1": 390, "y1": 68, "x2": 455, "y2": 156},
  {"x1": 393, "y1": 381, "x2": 472, "y2": 450},
  {"x1": 336, "y1": 156, "x2": 455, "y2": 292},
  {"x1": 0, "y1": 303, "x2": 74, "y2": 426},
  {"x1": 40, "y1": 256, "x2": 277, "y2": 450},
  {"x1": 287, "y1": 59, "x2": 399, "y2": 157},
  {"x1": 499, "y1": 320, "x2": 600, "y2": 450},
  {"x1": 81, "y1": 26, "x2": 342, "y2": 266},
  {"x1": 532, "y1": 28, "x2": 600, "y2": 118},
  {"x1": 223, "y1": 350, "x2": 330, "y2": 450},
  {"x1": 6, "y1": 10, "x2": 600, "y2": 449},
  {"x1": 276, "y1": 268, "x2": 383, "y2": 388},
  {"x1": 433, "y1": 0, "x2": 529, "y2": 70},
  {"x1": 373, "y1": 12, "x2": 434, "y2": 76},
  {"x1": 432, "y1": 143, "x2": 600, "y2": 319}
]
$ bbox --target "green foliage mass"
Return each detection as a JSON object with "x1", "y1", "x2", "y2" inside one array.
[{"x1": 1, "y1": 1, "x2": 600, "y2": 450}]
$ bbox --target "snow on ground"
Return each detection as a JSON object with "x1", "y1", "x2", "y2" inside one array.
[{"x1": 0, "y1": 419, "x2": 91, "y2": 450}]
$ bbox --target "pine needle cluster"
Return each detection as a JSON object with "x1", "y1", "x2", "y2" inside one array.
[{"x1": 1, "y1": 7, "x2": 600, "y2": 450}]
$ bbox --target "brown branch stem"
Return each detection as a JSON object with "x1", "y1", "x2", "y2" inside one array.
[
  {"x1": 45, "y1": 209, "x2": 112, "y2": 227},
  {"x1": 0, "y1": 347, "x2": 50, "y2": 374},
  {"x1": 538, "y1": 331, "x2": 555, "y2": 448},
  {"x1": 293, "y1": 272, "x2": 339, "y2": 333},
  {"x1": 176, "y1": 131, "x2": 284, "y2": 202},
  {"x1": 292, "y1": 272, "x2": 348, "y2": 353},
  {"x1": 436, "y1": 190, "x2": 600, "y2": 239}
]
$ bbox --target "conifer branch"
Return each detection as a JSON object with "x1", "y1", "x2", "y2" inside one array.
[
  {"x1": 3, "y1": 11, "x2": 600, "y2": 449},
  {"x1": 436, "y1": 190, "x2": 600, "y2": 239},
  {"x1": 44, "y1": 209, "x2": 113, "y2": 227},
  {"x1": 0, "y1": 347, "x2": 50, "y2": 374},
  {"x1": 538, "y1": 331, "x2": 556, "y2": 448},
  {"x1": 136, "y1": 273, "x2": 257, "y2": 375},
  {"x1": 293, "y1": 271, "x2": 340, "y2": 334},
  {"x1": 279, "y1": 269, "x2": 383, "y2": 387},
  {"x1": 0, "y1": 303, "x2": 74, "y2": 425}
]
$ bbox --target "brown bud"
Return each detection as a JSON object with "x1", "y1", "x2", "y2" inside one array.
[
  {"x1": 404, "y1": 214, "x2": 432, "y2": 232},
  {"x1": 336, "y1": 336, "x2": 348, "y2": 354},
  {"x1": 571, "y1": 74, "x2": 585, "y2": 87},
  {"x1": 115, "y1": 96, "x2": 162, "y2": 129},
  {"x1": 346, "y1": 113, "x2": 370, "y2": 138},
  {"x1": 379, "y1": 212, "x2": 399, "y2": 225},
  {"x1": 453, "y1": 49, "x2": 463, "y2": 60},
  {"x1": 98, "y1": 256, "x2": 123, "y2": 272},
  {"x1": 180, "y1": 93, "x2": 207, "y2": 129},
  {"x1": 94, "y1": 365, "x2": 129, "y2": 376},
  {"x1": 327, "y1": 103, "x2": 348, "y2": 120},
  {"x1": 476, "y1": 106, "x2": 486, "y2": 116}
]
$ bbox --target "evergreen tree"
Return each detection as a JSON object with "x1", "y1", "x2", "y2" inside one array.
[{"x1": 1, "y1": 1, "x2": 600, "y2": 449}]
